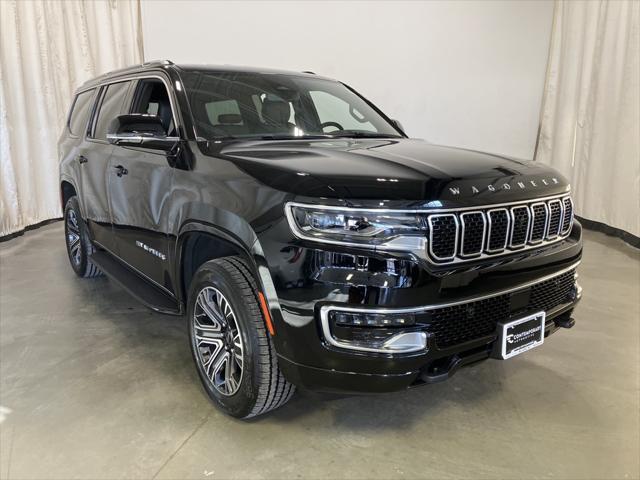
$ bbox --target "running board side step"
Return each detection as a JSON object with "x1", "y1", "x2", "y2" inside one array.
[{"x1": 89, "y1": 251, "x2": 182, "y2": 315}]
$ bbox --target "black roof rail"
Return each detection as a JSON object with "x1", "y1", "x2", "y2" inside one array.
[
  {"x1": 302, "y1": 71, "x2": 316, "y2": 75},
  {"x1": 141, "y1": 59, "x2": 174, "y2": 67},
  {"x1": 78, "y1": 60, "x2": 177, "y2": 89}
]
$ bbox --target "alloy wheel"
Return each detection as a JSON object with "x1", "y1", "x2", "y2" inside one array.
[
  {"x1": 192, "y1": 286, "x2": 244, "y2": 396},
  {"x1": 66, "y1": 209, "x2": 82, "y2": 266}
]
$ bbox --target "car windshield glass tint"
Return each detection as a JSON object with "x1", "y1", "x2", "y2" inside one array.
[{"x1": 182, "y1": 71, "x2": 402, "y2": 140}]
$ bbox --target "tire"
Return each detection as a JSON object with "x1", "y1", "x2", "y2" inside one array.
[
  {"x1": 187, "y1": 257, "x2": 295, "y2": 418},
  {"x1": 64, "y1": 196, "x2": 102, "y2": 278}
]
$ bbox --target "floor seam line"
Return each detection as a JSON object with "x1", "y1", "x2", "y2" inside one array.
[{"x1": 151, "y1": 410, "x2": 212, "y2": 479}]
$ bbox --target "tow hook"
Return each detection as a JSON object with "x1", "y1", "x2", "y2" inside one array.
[{"x1": 555, "y1": 316, "x2": 576, "y2": 329}]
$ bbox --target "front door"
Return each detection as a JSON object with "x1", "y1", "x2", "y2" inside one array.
[
  {"x1": 80, "y1": 80, "x2": 132, "y2": 253},
  {"x1": 108, "y1": 77, "x2": 177, "y2": 292}
]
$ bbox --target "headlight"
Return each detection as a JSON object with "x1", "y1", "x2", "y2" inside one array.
[{"x1": 285, "y1": 203, "x2": 427, "y2": 252}]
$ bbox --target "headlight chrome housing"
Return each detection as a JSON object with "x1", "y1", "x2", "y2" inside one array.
[{"x1": 285, "y1": 202, "x2": 427, "y2": 253}]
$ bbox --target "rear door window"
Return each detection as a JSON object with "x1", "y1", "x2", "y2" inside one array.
[
  {"x1": 68, "y1": 89, "x2": 96, "y2": 136},
  {"x1": 90, "y1": 81, "x2": 131, "y2": 140}
]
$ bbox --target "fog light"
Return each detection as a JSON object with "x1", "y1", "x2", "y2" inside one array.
[
  {"x1": 331, "y1": 311, "x2": 416, "y2": 327},
  {"x1": 322, "y1": 308, "x2": 426, "y2": 354}
]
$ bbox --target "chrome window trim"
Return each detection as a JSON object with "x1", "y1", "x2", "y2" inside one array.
[
  {"x1": 459, "y1": 211, "x2": 486, "y2": 258},
  {"x1": 509, "y1": 205, "x2": 532, "y2": 249},
  {"x1": 77, "y1": 73, "x2": 183, "y2": 137},
  {"x1": 486, "y1": 208, "x2": 510, "y2": 253},
  {"x1": 547, "y1": 199, "x2": 563, "y2": 239},
  {"x1": 427, "y1": 213, "x2": 459, "y2": 261},
  {"x1": 319, "y1": 260, "x2": 581, "y2": 354},
  {"x1": 529, "y1": 202, "x2": 549, "y2": 244}
]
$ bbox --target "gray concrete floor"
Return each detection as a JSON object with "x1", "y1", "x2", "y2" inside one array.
[{"x1": 0, "y1": 223, "x2": 638, "y2": 480}]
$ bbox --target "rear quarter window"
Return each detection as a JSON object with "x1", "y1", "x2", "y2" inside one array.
[{"x1": 68, "y1": 89, "x2": 96, "y2": 137}]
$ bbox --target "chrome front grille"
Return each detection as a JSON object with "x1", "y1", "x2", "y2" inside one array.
[{"x1": 426, "y1": 194, "x2": 574, "y2": 264}]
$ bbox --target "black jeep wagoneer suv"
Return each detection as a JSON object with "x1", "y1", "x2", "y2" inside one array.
[{"x1": 59, "y1": 60, "x2": 582, "y2": 418}]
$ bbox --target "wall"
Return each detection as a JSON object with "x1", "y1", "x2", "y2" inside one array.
[{"x1": 141, "y1": 0, "x2": 554, "y2": 160}]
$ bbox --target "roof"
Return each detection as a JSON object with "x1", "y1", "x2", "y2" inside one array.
[{"x1": 79, "y1": 60, "x2": 335, "y2": 89}]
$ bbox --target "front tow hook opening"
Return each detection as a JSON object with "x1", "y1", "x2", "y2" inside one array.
[
  {"x1": 555, "y1": 316, "x2": 576, "y2": 329},
  {"x1": 419, "y1": 347, "x2": 490, "y2": 384}
]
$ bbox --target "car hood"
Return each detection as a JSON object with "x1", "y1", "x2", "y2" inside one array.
[{"x1": 204, "y1": 137, "x2": 569, "y2": 207}]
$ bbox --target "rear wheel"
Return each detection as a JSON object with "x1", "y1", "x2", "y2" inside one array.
[
  {"x1": 64, "y1": 196, "x2": 102, "y2": 278},
  {"x1": 187, "y1": 257, "x2": 295, "y2": 418}
]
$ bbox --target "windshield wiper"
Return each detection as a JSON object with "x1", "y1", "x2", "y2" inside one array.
[{"x1": 326, "y1": 131, "x2": 402, "y2": 139}]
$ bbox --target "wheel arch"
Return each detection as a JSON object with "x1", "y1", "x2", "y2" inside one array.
[
  {"x1": 175, "y1": 222, "x2": 278, "y2": 310},
  {"x1": 60, "y1": 180, "x2": 77, "y2": 210}
]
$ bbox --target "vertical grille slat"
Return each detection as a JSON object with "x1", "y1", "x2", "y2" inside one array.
[
  {"x1": 487, "y1": 209, "x2": 510, "y2": 253},
  {"x1": 561, "y1": 197, "x2": 573, "y2": 234},
  {"x1": 547, "y1": 199, "x2": 562, "y2": 239},
  {"x1": 460, "y1": 212, "x2": 486, "y2": 257},
  {"x1": 529, "y1": 203, "x2": 549, "y2": 243},
  {"x1": 428, "y1": 214, "x2": 458, "y2": 261},
  {"x1": 509, "y1": 206, "x2": 531, "y2": 248},
  {"x1": 424, "y1": 195, "x2": 574, "y2": 264}
]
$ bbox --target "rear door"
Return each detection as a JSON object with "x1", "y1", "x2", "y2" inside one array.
[
  {"x1": 108, "y1": 76, "x2": 178, "y2": 292},
  {"x1": 80, "y1": 80, "x2": 132, "y2": 253}
]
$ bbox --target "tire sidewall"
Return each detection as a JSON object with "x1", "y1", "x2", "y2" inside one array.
[{"x1": 187, "y1": 261, "x2": 262, "y2": 418}]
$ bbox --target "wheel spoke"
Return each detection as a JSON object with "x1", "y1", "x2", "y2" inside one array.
[
  {"x1": 194, "y1": 313, "x2": 221, "y2": 333},
  {"x1": 196, "y1": 292, "x2": 224, "y2": 327},
  {"x1": 212, "y1": 351, "x2": 229, "y2": 390},
  {"x1": 225, "y1": 358, "x2": 238, "y2": 394},
  {"x1": 195, "y1": 331, "x2": 224, "y2": 346},
  {"x1": 68, "y1": 234, "x2": 80, "y2": 248},
  {"x1": 200, "y1": 340, "x2": 225, "y2": 381},
  {"x1": 191, "y1": 286, "x2": 244, "y2": 396}
]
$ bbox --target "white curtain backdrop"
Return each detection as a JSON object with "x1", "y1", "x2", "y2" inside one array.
[
  {"x1": 536, "y1": 0, "x2": 640, "y2": 238},
  {"x1": 0, "y1": 0, "x2": 143, "y2": 237}
]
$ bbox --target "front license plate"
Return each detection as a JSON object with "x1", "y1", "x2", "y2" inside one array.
[{"x1": 499, "y1": 311, "x2": 546, "y2": 359}]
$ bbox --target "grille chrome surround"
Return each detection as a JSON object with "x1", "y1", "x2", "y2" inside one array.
[
  {"x1": 427, "y1": 214, "x2": 459, "y2": 261},
  {"x1": 509, "y1": 206, "x2": 531, "y2": 249},
  {"x1": 459, "y1": 211, "x2": 486, "y2": 258},
  {"x1": 546, "y1": 199, "x2": 563, "y2": 239},
  {"x1": 560, "y1": 197, "x2": 574, "y2": 235},
  {"x1": 426, "y1": 194, "x2": 574, "y2": 265},
  {"x1": 529, "y1": 202, "x2": 549, "y2": 244},
  {"x1": 486, "y1": 208, "x2": 510, "y2": 253}
]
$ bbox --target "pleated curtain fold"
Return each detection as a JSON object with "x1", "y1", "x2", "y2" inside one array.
[
  {"x1": 536, "y1": 0, "x2": 640, "y2": 238},
  {"x1": 0, "y1": 0, "x2": 143, "y2": 237}
]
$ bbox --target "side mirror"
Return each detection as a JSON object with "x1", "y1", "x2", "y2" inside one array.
[
  {"x1": 391, "y1": 119, "x2": 405, "y2": 135},
  {"x1": 107, "y1": 114, "x2": 179, "y2": 151}
]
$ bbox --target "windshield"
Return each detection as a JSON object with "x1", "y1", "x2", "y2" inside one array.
[{"x1": 181, "y1": 71, "x2": 402, "y2": 140}]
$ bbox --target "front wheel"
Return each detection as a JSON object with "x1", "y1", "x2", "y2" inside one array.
[
  {"x1": 187, "y1": 257, "x2": 295, "y2": 418},
  {"x1": 64, "y1": 196, "x2": 102, "y2": 278}
]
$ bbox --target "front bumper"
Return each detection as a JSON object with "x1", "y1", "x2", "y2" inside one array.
[
  {"x1": 260, "y1": 219, "x2": 583, "y2": 393},
  {"x1": 277, "y1": 300, "x2": 579, "y2": 394}
]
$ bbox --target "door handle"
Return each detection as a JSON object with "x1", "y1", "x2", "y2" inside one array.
[
  {"x1": 114, "y1": 165, "x2": 128, "y2": 177},
  {"x1": 77, "y1": 155, "x2": 88, "y2": 165}
]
